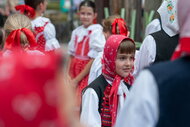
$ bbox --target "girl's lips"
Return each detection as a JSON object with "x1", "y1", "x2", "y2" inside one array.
[{"x1": 123, "y1": 68, "x2": 130, "y2": 72}]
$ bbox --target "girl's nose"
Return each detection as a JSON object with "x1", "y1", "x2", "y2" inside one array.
[{"x1": 125, "y1": 59, "x2": 132, "y2": 66}]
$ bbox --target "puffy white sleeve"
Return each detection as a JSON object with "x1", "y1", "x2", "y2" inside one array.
[
  {"x1": 135, "y1": 35, "x2": 156, "y2": 75},
  {"x1": 67, "y1": 30, "x2": 76, "y2": 56},
  {"x1": 44, "y1": 22, "x2": 60, "y2": 51},
  {"x1": 88, "y1": 27, "x2": 106, "y2": 59},
  {"x1": 88, "y1": 52, "x2": 103, "y2": 84},
  {"x1": 115, "y1": 70, "x2": 159, "y2": 127},
  {"x1": 145, "y1": 19, "x2": 161, "y2": 36},
  {"x1": 80, "y1": 88, "x2": 101, "y2": 127}
]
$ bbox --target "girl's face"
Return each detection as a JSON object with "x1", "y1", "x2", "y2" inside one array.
[
  {"x1": 115, "y1": 52, "x2": 134, "y2": 78},
  {"x1": 79, "y1": 6, "x2": 96, "y2": 28},
  {"x1": 40, "y1": 0, "x2": 48, "y2": 13}
]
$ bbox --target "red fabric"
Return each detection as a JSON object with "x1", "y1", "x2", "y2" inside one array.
[
  {"x1": 111, "y1": 18, "x2": 129, "y2": 36},
  {"x1": 102, "y1": 35, "x2": 134, "y2": 126},
  {"x1": 34, "y1": 22, "x2": 49, "y2": 51},
  {"x1": 171, "y1": 38, "x2": 190, "y2": 60},
  {"x1": 0, "y1": 53, "x2": 67, "y2": 127},
  {"x1": 124, "y1": 73, "x2": 134, "y2": 85},
  {"x1": 69, "y1": 31, "x2": 91, "y2": 107},
  {"x1": 15, "y1": 5, "x2": 36, "y2": 19},
  {"x1": 101, "y1": 84, "x2": 112, "y2": 126},
  {"x1": 4, "y1": 28, "x2": 37, "y2": 51}
]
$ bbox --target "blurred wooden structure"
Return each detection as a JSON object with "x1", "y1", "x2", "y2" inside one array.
[{"x1": 95, "y1": 0, "x2": 162, "y2": 42}]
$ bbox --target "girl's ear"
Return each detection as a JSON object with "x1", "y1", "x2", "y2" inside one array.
[
  {"x1": 93, "y1": 13, "x2": 97, "y2": 24},
  {"x1": 94, "y1": 12, "x2": 97, "y2": 19},
  {"x1": 127, "y1": 31, "x2": 130, "y2": 37},
  {"x1": 38, "y1": 2, "x2": 45, "y2": 11},
  {"x1": 38, "y1": 2, "x2": 43, "y2": 9}
]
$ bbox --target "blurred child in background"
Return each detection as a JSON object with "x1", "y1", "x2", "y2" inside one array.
[
  {"x1": 15, "y1": 0, "x2": 60, "y2": 52},
  {"x1": 67, "y1": 0, "x2": 106, "y2": 108}
]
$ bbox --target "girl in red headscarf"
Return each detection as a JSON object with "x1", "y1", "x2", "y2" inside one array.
[
  {"x1": 80, "y1": 35, "x2": 135, "y2": 127},
  {"x1": 2, "y1": 13, "x2": 43, "y2": 57},
  {"x1": 88, "y1": 15, "x2": 130, "y2": 85},
  {"x1": 15, "y1": 0, "x2": 60, "y2": 52}
]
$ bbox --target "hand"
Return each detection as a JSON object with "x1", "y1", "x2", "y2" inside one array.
[{"x1": 72, "y1": 78, "x2": 79, "y2": 87}]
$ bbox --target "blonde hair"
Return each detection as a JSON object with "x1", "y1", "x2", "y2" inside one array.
[
  {"x1": 4, "y1": 13, "x2": 32, "y2": 46},
  {"x1": 102, "y1": 15, "x2": 121, "y2": 33}
]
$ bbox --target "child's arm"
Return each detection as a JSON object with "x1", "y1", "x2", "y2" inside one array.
[
  {"x1": 44, "y1": 21, "x2": 60, "y2": 51},
  {"x1": 73, "y1": 59, "x2": 94, "y2": 85},
  {"x1": 66, "y1": 55, "x2": 73, "y2": 78},
  {"x1": 80, "y1": 88, "x2": 101, "y2": 127}
]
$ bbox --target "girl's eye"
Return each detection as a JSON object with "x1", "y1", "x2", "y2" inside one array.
[
  {"x1": 130, "y1": 56, "x2": 135, "y2": 61},
  {"x1": 87, "y1": 13, "x2": 92, "y2": 16},
  {"x1": 118, "y1": 56, "x2": 126, "y2": 60}
]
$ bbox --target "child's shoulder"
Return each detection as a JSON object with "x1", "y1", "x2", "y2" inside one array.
[
  {"x1": 88, "y1": 24, "x2": 103, "y2": 31},
  {"x1": 88, "y1": 75, "x2": 108, "y2": 89},
  {"x1": 83, "y1": 74, "x2": 108, "y2": 98},
  {"x1": 73, "y1": 25, "x2": 85, "y2": 31},
  {"x1": 32, "y1": 16, "x2": 51, "y2": 27}
]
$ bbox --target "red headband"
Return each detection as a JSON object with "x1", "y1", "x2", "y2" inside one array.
[
  {"x1": 111, "y1": 18, "x2": 129, "y2": 36},
  {"x1": 15, "y1": 5, "x2": 36, "y2": 19},
  {"x1": 4, "y1": 28, "x2": 37, "y2": 50}
]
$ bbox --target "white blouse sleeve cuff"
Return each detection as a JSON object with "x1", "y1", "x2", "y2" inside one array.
[
  {"x1": 45, "y1": 38, "x2": 60, "y2": 51},
  {"x1": 88, "y1": 49, "x2": 99, "y2": 58}
]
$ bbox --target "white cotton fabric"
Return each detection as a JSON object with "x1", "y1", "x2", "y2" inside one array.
[
  {"x1": 31, "y1": 17, "x2": 60, "y2": 51},
  {"x1": 115, "y1": 70, "x2": 159, "y2": 127},
  {"x1": 88, "y1": 51, "x2": 103, "y2": 84},
  {"x1": 80, "y1": 79, "x2": 129, "y2": 127},
  {"x1": 145, "y1": 18, "x2": 161, "y2": 37},
  {"x1": 68, "y1": 24, "x2": 106, "y2": 58},
  {"x1": 135, "y1": 35, "x2": 156, "y2": 76},
  {"x1": 157, "y1": 0, "x2": 179, "y2": 37}
]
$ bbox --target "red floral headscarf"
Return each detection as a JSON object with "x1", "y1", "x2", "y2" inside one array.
[
  {"x1": 102, "y1": 35, "x2": 135, "y2": 125},
  {"x1": 171, "y1": 0, "x2": 190, "y2": 60},
  {"x1": 0, "y1": 53, "x2": 67, "y2": 127}
]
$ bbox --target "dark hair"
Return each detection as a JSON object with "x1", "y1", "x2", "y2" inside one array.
[
  {"x1": 79, "y1": 0, "x2": 96, "y2": 12},
  {"x1": 118, "y1": 39, "x2": 135, "y2": 54},
  {"x1": 24, "y1": 0, "x2": 45, "y2": 10},
  {"x1": 0, "y1": 28, "x2": 4, "y2": 50}
]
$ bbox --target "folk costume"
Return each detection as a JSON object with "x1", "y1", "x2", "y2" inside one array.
[
  {"x1": 135, "y1": 0, "x2": 179, "y2": 76},
  {"x1": 15, "y1": 5, "x2": 60, "y2": 52},
  {"x1": 80, "y1": 35, "x2": 134, "y2": 127},
  {"x1": 68, "y1": 24, "x2": 106, "y2": 104},
  {"x1": 115, "y1": 1, "x2": 190, "y2": 127},
  {"x1": 88, "y1": 18, "x2": 129, "y2": 84}
]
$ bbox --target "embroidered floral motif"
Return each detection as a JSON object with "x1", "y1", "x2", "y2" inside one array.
[{"x1": 166, "y1": 0, "x2": 176, "y2": 23}]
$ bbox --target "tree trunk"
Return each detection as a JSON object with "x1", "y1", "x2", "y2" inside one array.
[
  {"x1": 110, "y1": 0, "x2": 121, "y2": 15},
  {"x1": 95, "y1": 0, "x2": 110, "y2": 24},
  {"x1": 144, "y1": 0, "x2": 162, "y2": 18},
  {"x1": 135, "y1": 0, "x2": 142, "y2": 41}
]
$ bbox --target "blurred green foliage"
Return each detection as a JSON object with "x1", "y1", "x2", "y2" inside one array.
[{"x1": 47, "y1": 1, "x2": 60, "y2": 10}]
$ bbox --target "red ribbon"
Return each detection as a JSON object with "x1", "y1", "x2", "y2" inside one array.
[
  {"x1": 15, "y1": 5, "x2": 36, "y2": 19},
  {"x1": 111, "y1": 18, "x2": 129, "y2": 36},
  {"x1": 4, "y1": 28, "x2": 37, "y2": 50},
  {"x1": 171, "y1": 38, "x2": 190, "y2": 60},
  {"x1": 109, "y1": 75, "x2": 121, "y2": 126}
]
